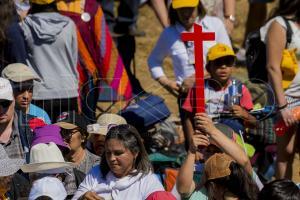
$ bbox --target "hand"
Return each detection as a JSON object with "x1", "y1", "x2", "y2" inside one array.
[
  {"x1": 223, "y1": 18, "x2": 234, "y2": 35},
  {"x1": 189, "y1": 133, "x2": 210, "y2": 153},
  {"x1": 180, "y1": 75, "x2": 195, "y2": 93},
  {"x1": 81, "y1": 191, "x2": 104, "y2": 200},
  {"x1": 157, "y1": 77, "x2": 179, "y2": 96},
  {"x1": 194, "y1": 113, "x2": 218, "y2": 136},
  {"x1": 231, "y1": 105, "x2": 248, "y2": 119},
  {"x1": 280, "y1": 108, "x2": 297, "y2": 127}
]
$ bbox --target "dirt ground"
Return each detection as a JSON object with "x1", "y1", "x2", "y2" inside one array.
[{"x1": 131, "y1": 0, "x2": 299, "y2": 182}]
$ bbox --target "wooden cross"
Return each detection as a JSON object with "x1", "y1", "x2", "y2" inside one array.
[{"x1": 181, "y1": 24, "x2": 215, "y2": 113}]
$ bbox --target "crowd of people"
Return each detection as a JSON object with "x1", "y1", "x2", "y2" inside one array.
[{"x1": 0, "y1": 0, "x2": 300, "y2": 199}]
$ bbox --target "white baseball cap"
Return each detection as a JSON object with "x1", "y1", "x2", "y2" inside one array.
[
  {"x1": 0, "y1": 78, "x2": 13, "y2": 101},
  {"x1": 29, "y1": 177, "x2": 67, "y2": 200}
]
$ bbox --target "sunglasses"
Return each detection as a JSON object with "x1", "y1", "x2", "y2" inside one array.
[
  {"x1": 212, "y1": 56, "x2": 235, "y2": 67},
  {"x1": 61, "y1": 128, "x2": 80, "y2": 141},
  {"x1": 0, "y1": 100, "x2": 12, "y2": 108}
]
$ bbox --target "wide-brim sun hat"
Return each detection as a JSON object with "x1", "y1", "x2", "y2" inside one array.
[
  {"x1": 0, "y1": 145, "x2": 24, "y2": 177},
  {"x1": 172, "y1": 0, "x2": 200, "y2": 9},
  {"x1": 21, "y1": 142, "x2": 74, "y2": 173}
]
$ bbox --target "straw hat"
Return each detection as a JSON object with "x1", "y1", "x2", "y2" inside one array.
[{"x1": 21, "y1": 142, "x2": 73, "y2": 173}]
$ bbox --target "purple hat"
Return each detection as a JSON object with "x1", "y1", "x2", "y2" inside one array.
[{"x1": 31, "y1": 125, "x2": 68, "y2": 150}]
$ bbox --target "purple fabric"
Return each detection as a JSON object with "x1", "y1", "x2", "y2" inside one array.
[{"x1": 31, "y1": 124, "x2": 68, "y2": 149}]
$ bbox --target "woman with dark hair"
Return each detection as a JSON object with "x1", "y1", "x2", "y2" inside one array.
[
  {"x1": 204, "y1": 153, "x2": 259, "y2": 200},
  {"x1": 72, "y1": 124, "x2": 164, "y2": 200},
  {"x1": 0, "y1": 0, "x2": 27, "y2": 72},
  {"x1": 261, "y1": 0, "x2": 300, "y2": 179},
  {"x1": 258, "y1": 179, "x2": 300, "y2": 200}
]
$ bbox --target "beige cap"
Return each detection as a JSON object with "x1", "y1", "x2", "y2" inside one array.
[
  {"x1": 204, "y1": 153, "x2": 234, "y2": 180},
  {"x1": 2, "y1": 63, "x2": 40, "y2": 83},
  {"x1": 0, "y1": 78, "x2": 14, "y2": 101},
  {"x1": 87, "y1": 113, "x2": 127, "y2": 136}
]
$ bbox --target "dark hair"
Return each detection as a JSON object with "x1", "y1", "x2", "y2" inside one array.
[
  {"x1": 169, "y1": 2, "x2": 206, "y2": 26},
  {"x1": 35, "y1": 196, "x2": 53, "y2": 200},
  {"x1": 100, "y1": 124, "x2": 152, "y2": 178},
  {"x1": 258, "y1": 179, "x2": 300, "y2": 200},
  {"x1": 205, "y1": 162, "x2": 259, "y2": 200},
  {"x1": 270, "y1": 0, "x2": 300, "y2": 22},
  {"x1": 0, "y1": 0, "x2": 16, "y2": 43},
  {"x1": 30, "y1": 2, "x2": 58, "y2": 14}
]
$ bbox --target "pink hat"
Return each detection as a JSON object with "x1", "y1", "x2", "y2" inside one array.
[
  {"x1": 146, "y1": 191, "x2": 176, "y2": 200},
  {"x1": 31, "y1": 124, "x2": 68, "y2": 150}
]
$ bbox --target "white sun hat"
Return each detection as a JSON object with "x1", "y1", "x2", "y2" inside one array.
[{"x1": 21, "y1": 142, "x2": 74, "y2": 173}]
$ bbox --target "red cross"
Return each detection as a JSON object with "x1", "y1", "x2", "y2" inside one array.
[{"x1": 181, "y1": 24, "x2": 215, "y2": 113}]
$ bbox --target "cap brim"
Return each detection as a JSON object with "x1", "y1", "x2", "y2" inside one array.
[
  {"x1": 0, "y1": 159, "x2": 25, "y2": 176},
  {"x1": 21, "y1": 162, "x2": 74, "y2": 173},
  {"x1": 172, "y1": 0, "x2": 199, "y2": 9},
  {"x1": 9, "y1": 75, "x2": 41, "y2": 83},
  {"x1": 55, "y1": 122, "x2": 78, "y2": 129},
  {"x1": 88, "y1": 126, "x2": 108, "y2": 136}
]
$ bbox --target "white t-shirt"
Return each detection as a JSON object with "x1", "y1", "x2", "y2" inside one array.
[
  {"x1": 148, "y1": 15, "x2": 231, "y2": 84},
  {"x1": 72, "y1": 166, "x2": 164, "y2": 200},
  {"x1": 260, "y1": 16, "x2": 300, "y2": 97}
]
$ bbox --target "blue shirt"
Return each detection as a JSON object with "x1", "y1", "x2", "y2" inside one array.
[{"x1": 28, "y1": 103, "x2": 51, "y2": 124}]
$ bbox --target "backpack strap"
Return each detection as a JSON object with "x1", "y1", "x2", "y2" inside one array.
[{"x1": 282, "y1": 17, "x2": 293, "y2": 48}]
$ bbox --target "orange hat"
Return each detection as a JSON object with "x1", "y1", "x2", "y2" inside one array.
[
  {"x1": 204, "y1": 153, "x2": 234, "y2": 180},
  {"x1": 172, "y1": 0, "x2": 200, "y2": 9}
]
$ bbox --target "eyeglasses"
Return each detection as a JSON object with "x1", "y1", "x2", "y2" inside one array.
[
  {"x1": 0, "y1": 100, "x2": 12, "y2": 108},
  {"x1": 212, "y1": 56, "x2": 235, "y2": 67},
  {"x1": 61, "y1": 128, "x2": 80, "y2": 141}
]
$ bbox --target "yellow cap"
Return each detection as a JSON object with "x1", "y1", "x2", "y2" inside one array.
[
  {"x1": 281, "y1": 49, "x2": 299, "y2": 90},
  {"x1": 30, "y1": 0, "x2": 55, "y2": 5},
  {"x1": 172, "y1": 0, "x2": 200, "y2": 9},
  {"x1": 207, "y1": 43, "x2": 235, "y2": 62}
]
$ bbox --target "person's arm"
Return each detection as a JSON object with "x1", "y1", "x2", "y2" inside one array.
[
  {"x1": 72, "y1": 167, "x2": 101, "y2": 200},
  {"x1": 231, "y1": 105, "x2": 256, "y2": 127},
  {"x1": 266, "y1": 21, "x2": 297, "y2": 127},
  {"x1": 223, "y1": 0, "x2": 236, "y2": 35},
  {"x1": 194, "y1": 113, "x2": 252, "y2": 174},
  {"x1": 177, "y1": 133, "x2": 210, "y2": 195},
  {"x1": 148, "y1": 29, "x2": 179, "y2": 95},
  {"x1": 150, "y1": 0, "x2": 169, "y2": 28}
]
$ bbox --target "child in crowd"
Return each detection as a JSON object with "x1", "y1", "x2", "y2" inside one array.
[{"x1": 182, "y1": 43, "x2": 256, "y2": 147}]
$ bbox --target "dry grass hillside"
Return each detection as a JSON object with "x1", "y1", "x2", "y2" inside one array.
[{"x1": 133, "y1": 0, "x2": 299, "y2": 182}]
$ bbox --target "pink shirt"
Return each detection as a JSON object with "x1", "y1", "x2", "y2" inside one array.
[{"x1": 183, "y1": 79, "x2": 253, "y2": 117}]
